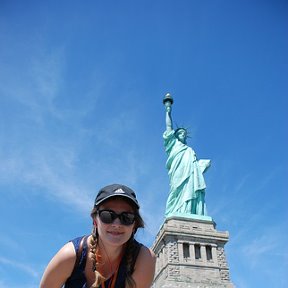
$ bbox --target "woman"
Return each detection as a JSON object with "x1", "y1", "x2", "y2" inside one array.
[{"x1": 40, "y1": 183, "x2": 156, "y2": 288}]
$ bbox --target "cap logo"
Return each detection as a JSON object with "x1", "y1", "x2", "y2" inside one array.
[{"x1": 114, "y1": 188, "x2": 125, "y2": 194}]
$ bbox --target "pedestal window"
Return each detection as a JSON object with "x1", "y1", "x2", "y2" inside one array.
[
  {"x1": 194, "y1": 244, "x2": 201, "y2": 259},
  {"x1": 206, "y1": 245, "x2": 213, "y2": 260},
  {"x1": 183, "y1": 243, "x2": 190, "y2": 259}
]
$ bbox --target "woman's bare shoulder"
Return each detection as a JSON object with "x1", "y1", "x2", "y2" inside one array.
[
  {"x1": 40, "y1": 241, "x2": 76, "y2": 288},
  {"x1": 138, "y1": 245, "x2": 156, "y2": 262},
  {"x1": 132, "y1": 245, "x2": 156, "y2": 288}
]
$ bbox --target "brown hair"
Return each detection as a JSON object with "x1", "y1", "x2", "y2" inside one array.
[{"x1": 89, "y1": 197, "x2": 144, "y2": 288}]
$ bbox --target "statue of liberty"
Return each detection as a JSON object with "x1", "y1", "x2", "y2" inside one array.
[{"x1": 163, "y1": 93, "x2": 211, "y2": 218}]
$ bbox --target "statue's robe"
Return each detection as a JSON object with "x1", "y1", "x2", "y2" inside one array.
[{"x1": 163, "y1": 130, "x2": 210, "y2": 216}]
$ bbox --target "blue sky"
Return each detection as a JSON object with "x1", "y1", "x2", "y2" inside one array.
[{"x1": 0, "y1": 0, "x2": 287, "y2": 287}]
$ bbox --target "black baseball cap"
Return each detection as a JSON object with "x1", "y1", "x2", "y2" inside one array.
[{"x1": 94, "y1": 184, "x2": 140, "y2": 209}]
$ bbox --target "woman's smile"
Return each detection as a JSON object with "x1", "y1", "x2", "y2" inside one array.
[{"x1": 107, "y1": 230, "x2": 124, "y2": 236}]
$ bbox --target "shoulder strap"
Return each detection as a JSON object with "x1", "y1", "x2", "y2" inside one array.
[
  {"x1": 65, "y1": 236, "x2": 88, "y2": 288},
  {"x1": 73, "y1": 235, "x2": 87, "y2": 270}
]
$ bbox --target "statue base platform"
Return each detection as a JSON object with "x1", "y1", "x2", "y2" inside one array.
[
  {"x1": 166, "y1": 212, "x2": 213, "y2": 222},
  {"x1": 151, "y1": 216, "x2": 234, "y2": 288}
]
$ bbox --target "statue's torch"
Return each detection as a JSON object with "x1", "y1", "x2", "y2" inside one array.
[{"x1": 163, "y1": 93, "x2": 174, "y2": 109}]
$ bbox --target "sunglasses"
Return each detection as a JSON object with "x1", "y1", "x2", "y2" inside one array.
[{"x1": 97, "y1": 209, "x2": 136, "y2": 226}]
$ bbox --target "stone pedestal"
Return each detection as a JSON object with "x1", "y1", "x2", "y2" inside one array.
[{"x1": 151, "y1": 216, "x2": 234, "y2": 288}]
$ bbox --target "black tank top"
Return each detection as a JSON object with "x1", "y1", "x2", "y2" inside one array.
[{"x1": 64, "y1": 236, "x2": 142, "y2": 288}]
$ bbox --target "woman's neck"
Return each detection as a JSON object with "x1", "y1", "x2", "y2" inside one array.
[{"x1": 98, "y1": 239, "x2": 125, "y2": 267}]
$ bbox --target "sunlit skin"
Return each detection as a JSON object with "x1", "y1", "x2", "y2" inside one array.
[{"x1": 95, "y1": 198, "x2": 136, "y2": 249}]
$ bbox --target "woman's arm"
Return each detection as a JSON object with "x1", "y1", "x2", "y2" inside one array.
[
  {"x1": 132, "y1": 246, "x2": 156, "y2": 288},
  {"x1": 40, "y1": 242, "x2": 76, "y2": 288}
]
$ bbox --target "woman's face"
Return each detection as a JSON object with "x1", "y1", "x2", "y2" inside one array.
[{"x1": 95, "y1": 198, "x2": 136, "y2": 248}]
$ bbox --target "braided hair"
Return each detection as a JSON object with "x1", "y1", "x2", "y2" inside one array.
[
  {"x1": 89, "y1": 198, "x2": 144, "y2": 288},
  {"x1": 88, "y1": 226, "x2": 105, "y2": 287}
]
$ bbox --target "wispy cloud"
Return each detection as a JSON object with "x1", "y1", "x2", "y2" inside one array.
[
  {"x1": 0, "y1": 145, "x2": 93, "y2": 213},
  {"x1": 242, "y1": 234, "x2": 280, "y2": 268},
  {"x1": 0, "y1": 45, "x2": 64, "y2": 120},
  {"x1": 208, "y1": 172, "x2": 251, "y2": 221},
  {"x1": 0, "y1": 256, "x2": 39, "y2": 278},
  {"x1": 0, "y1": 43, "x2": 103, "y2": 212},
  {"x1": 0, "y1": 280, "x2": 38, "y2": 288},
  {"x1": 0, "y1": 235, "x2": 22, "y2": 253},
  {"x1": 232, "y1": 219, "x2": 288, "y2": 270}
]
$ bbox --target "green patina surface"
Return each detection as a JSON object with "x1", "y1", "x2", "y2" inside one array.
[{"x1": 163, "y1": 93, "x2": 211, "y2": 219}]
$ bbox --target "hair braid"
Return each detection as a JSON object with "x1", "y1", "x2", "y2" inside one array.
[{"x1": 88, "y1": 219, "x2": 105, "y2": 288}]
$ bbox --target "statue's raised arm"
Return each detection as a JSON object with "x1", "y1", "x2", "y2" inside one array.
[
  {"x1": 163, "y1": 93, "x2": 173, "y2": 132},
  {"x1": 162, "y1": 93, "x2": 211, "y2": 219}
]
